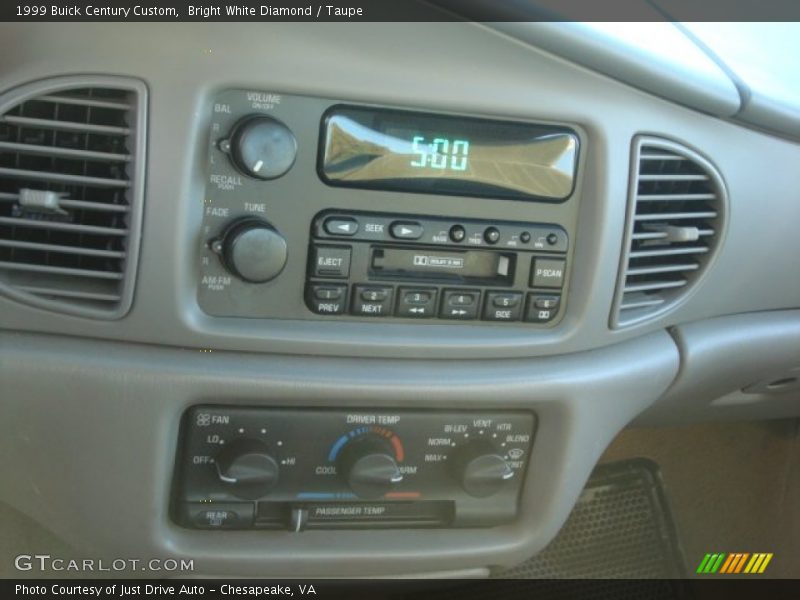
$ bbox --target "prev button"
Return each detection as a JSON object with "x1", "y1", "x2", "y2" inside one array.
[{"x1": 306, "y1": 284, "x2": 347, "y2": 314}]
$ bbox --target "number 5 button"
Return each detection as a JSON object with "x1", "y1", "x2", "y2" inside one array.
[{"x1": 482, "y1": 292, "x2": 522, "y2": 321}]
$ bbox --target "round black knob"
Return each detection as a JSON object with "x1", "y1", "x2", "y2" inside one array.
[
  {"x1": 337, "y1": 436, "x2": 403, "y2": 499},
  {"x1": 215, "y1": 438, "x2": 279, "y2": 499},
  {"x1": 453, "y1": 441, "x2": 514, "y2": 498},
  {"x1": 227, "y1": 116, "x2": 296, "y2": 180},
  {"x1": 214, "y1": 218, "x2": 287, "y2": 283}
]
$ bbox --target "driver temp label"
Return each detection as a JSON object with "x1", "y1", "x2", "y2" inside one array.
[{"x1": 413, "y1": 255, "x2": 465, "y2": 269}]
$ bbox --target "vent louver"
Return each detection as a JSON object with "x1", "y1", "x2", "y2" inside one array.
[
  {"x1": 0, "y1": 76, "x2": 146, "y2": 318},
  {"x1": 612, "y1": 137, "x2": 726, "y2": 328}
]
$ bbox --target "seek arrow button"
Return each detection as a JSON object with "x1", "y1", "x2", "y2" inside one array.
[
  {"x1": 390, "y1": 221, "x2": 423, "y2": 240},
  {"x1": 324, "y1": 217, "x2": 359, "y2": 236}
]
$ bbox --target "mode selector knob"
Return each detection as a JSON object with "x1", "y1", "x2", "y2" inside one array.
[
  {"x1": 337, "y1": 436, "x2": 403, "y2": 499},
  {"x1": 215, "y1": 438, "x2": 279, "y2": 498},
  {"x1": 225, "y1": 115, "x2": 297, "y2": 180},
  {"x1": 212, "y1": 218, "x2": 287, "y2": 283},
  {"x1": 453, "y1": 441, "x2": 514, "y2": 498}
]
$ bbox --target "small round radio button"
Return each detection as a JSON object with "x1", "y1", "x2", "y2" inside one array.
[
  {"x1": 449, "y1": 225, "x2": 466, "y2": 243},
  {"x1": 484, "y1": 227, "x2": 501, "y2": 245}
]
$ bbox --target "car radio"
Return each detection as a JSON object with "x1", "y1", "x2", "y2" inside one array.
[
  {"x1": 196, "y1": 89, "x2": 579, "y2": 326},
  {"x1": 174, "y1": 406, "x2": 535, "y2": 530},
  {"x1": 306, "y1": 210, "x2": 567, "y2": 324}
]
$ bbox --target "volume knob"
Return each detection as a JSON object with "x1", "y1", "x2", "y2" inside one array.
[
  {"x1": 228, "y1": 116, "x2": 296, "y2": 180},
  {"x1": 213, "y1": 218, "x2": 287, "y2": 283}
]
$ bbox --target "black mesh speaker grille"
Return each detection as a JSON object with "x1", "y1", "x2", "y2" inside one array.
[{"x1": 497, "y1": 458, "x2": 686, "y2": 581}]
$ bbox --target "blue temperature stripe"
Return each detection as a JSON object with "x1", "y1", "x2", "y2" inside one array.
[
  {"x1": 328, "y1": 427, "x2": 370, "y2": 461},
  {"x1": 328, "y1": 435, "x2": 349, "y2": 462},
  {"x1": 296, "y1": 492, "x2": 357, "y2": 500}
]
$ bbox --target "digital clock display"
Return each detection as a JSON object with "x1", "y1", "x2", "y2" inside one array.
[{"x1": 319, "y1": 106, "x2": 579, "y2": 202}]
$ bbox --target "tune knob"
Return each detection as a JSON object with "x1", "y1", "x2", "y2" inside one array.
[
  {"x1": 212, "y1": 218, "x2": 287, "y2": 283},
  {"x1": 453, "y1": 441, "x2": 514, "y2": 498},
  {"x1": 215, "y1": 438, "x2": 279, "y2": 498},
  {"x1": 226, "y1": 116, "x2": 297, "y2": 180},
  {"x1": 337, "y1": 436, "x2": 403, "y2": 499}
]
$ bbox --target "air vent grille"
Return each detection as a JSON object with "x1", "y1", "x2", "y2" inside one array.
[
  {"x1": 612, "y1": 137, "x2": 726, "y2": 327},
  {"x1": 0, "y1": 77, "x2": 146, "y2": 318}
]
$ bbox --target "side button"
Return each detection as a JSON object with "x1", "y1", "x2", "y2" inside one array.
[
  {"x1": 306, "y1": 284, "x2": 348, "y2": 314},
  {"x1": 483, "y1": 292, "x2": 522, "y2": 321},
  {"x1": 184, "y1": 502, "x2": 254, "y2": 529}
]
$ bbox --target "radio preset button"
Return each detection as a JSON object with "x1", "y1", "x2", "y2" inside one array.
[
  {"x1": 312, "y1": 245, "x2": 351, "y2": 278},
  {"x1": 361, "y1": 288, "x2": 389, "y2": 302},
  {"x1": 484, "y1": 227, "x2": 501, "y2": 245},
  {"x1": 525, "y1": 293, "x2": 559, "y2": 323},
  {"x1": 530, "y1": 258, "x2": 566, "y2": 288},
  {"x1": 440, "y1": 289, "x2": 480, "y2": 319},
  {"x1": 397, "y1": 287, "x2": 437, "y2": 318},
  {"x1": 306, "y1": 284, "x2": 347, "y2": 314},
  {"x1": 324, "y1": 217, "x2": 359, "y2": 236},
  {"x1": 390, "y1": 221, "x2": 423, "y2": 240},
  {"x1": 483, "y1": 292, "x2": 523, "y2": 321},
  {"x1": 449, "y1": 225, "x2": 466, "y2": 243},
  {"x1": 352, "y1": 285, "x2": 394, "y2": 316},
  {"x1": 533, "y1": 294, "x2": 560, "y2": 310}
]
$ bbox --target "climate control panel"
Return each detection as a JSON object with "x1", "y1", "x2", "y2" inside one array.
[{"x1": 174, "y1": 407, "x2": 535, "y2": 530}]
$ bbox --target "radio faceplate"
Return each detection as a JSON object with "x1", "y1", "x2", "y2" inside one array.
[
  {"x1": 306, "y1": 211, "x2": 568, "y2": 325},
  {"x1": 196, "y1": 89, "x2": 580, "y2": 325},
  {"x1": 174, "y1": 406, "x2": 536, "y2": 530}
]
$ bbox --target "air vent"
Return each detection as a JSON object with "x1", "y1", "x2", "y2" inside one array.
[
  {"x1": 611, "y1": 136, "x2": 727, "y2": 328},
  {"x1": 0, "y1": 76, "x2": 146, "y2": 318}
]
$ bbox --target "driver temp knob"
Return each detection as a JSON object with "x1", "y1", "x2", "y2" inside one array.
[
  {"x1": 337, "y1": 436, "x2": 403, "y2": 499},
  {"x1": 215, "y1": 438, "x2": 279, "y2": 498},
  {"x1": 453, "y1": 441, "x2": 514, "y2": 498},
  {"x1": 212, "y1": 218, "x2": 287, "y2": 283}
]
